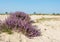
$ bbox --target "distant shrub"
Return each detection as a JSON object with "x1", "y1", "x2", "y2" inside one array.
[{"x1": 0, "y1": 12, "x2": 41, "y2": 38}]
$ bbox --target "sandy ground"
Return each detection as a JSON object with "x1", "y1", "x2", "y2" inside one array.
[{"x1": 0, "y1": 15, "x2": 60, "y2": 42}]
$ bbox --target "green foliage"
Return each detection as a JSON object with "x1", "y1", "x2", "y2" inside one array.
[{"x1": 1, "y1": 23, "x2": 13, "y2": 34}]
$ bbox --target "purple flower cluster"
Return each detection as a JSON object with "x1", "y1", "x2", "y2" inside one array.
[
  {"x1": 4, "y1": 12, "x2": 41, "y2": 38},
  {"x1": 5, "y1": 12, "x2": 30, "y2": 29},
  {"x1": 0, "y1": 20, "x2": 2, "y2": 30}
]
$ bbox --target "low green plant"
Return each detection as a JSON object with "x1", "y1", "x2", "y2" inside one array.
[{"x1": 1, "y1": 24, "x2": 13, "y2": 34}]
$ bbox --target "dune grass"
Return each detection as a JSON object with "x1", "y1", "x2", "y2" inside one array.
[{"x1": 35, "y1": 17, "x2": 60, "y2": 23}]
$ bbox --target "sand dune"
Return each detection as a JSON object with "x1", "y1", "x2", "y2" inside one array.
[{"x1": 0, "y1": 15, "x2": 60, "y2": 42}]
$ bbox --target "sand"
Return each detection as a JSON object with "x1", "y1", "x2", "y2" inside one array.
[{"x1": 0, "y1": 15, "x2": 60, "y2": 42}]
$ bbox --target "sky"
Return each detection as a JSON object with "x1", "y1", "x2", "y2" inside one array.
[{"x1": 0, "y1": 0, "x2": 60, "y2": 14}]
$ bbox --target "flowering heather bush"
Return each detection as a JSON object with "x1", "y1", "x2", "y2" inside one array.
[
  {"x1": 0, "y1": 20, "x2": 3, "y2": 30},
  {"x1": 0, "y1": 20, "x2": 2, "y2": 25},
  {"x1": 0, "y1": 20, "x2": 2, "y2": 31},
  {"x1": 0, "y1": 20, "x2": 12, "y2": 34},
  {"x1": 4, "y1": 12, "x2": 41, "y2": 38}
]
